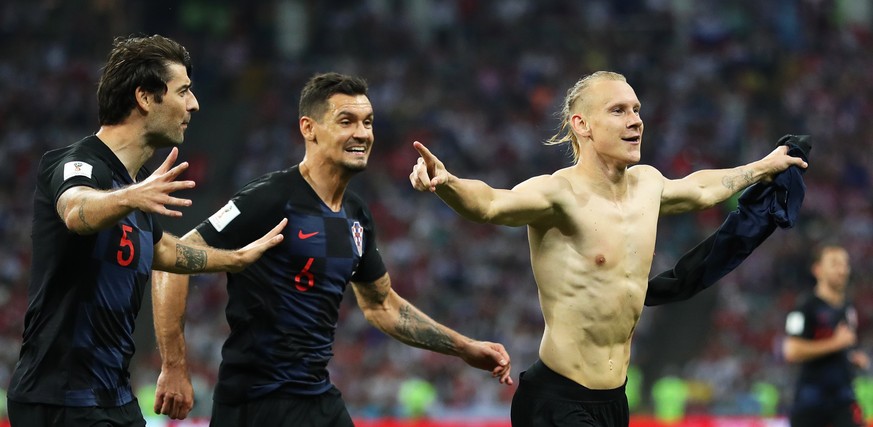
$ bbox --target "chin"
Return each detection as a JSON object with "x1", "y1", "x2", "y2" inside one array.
[
  {"x1": 344, "y1": 161, "x2": 368, "y2": 173},
  {"x1": 148, "y1": 132, "x2": 184, "y2": 148}
]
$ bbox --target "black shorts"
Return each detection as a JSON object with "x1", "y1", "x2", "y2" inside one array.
[
  {"x1": 789, "y1": 400, "x2": 864, "y2": 427},
  {"x1": 511, "y1": 359, "x2": 629, "y2": 427},
  {"x1": 7, "y1": 399, "x2": 145, "y2": 427},
  {"x1": 210, "y1": 386, "x2": 353, "y2": 427}
]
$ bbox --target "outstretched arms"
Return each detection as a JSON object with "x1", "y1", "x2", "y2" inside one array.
[
  {"x1": 57, "y1": 147, "x2": 196, "y2": 234},
  {"x1": 352, "y1": 273, "x2": 513, "y2": 385},
  {"x1": 409, "y1": 141, "x2": 557, "y2": 227},
  {"x1": 152, "y1": 218, "x2": 286, "y2": 273},
  {"x1": 660, "y1": 144, "x2": 807, "y2": 215}
]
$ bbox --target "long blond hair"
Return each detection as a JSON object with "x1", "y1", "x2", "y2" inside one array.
[{"x1": 546, "y1": 71, "x2": 627, "y2": 163}]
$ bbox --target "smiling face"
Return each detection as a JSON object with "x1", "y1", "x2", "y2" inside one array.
[
  {"x1": 572, "y1": 79, "x2": 644, "y2": 166},
  {"x1": 143, "y1": 62, "x2": 199, "y2": 147},
  {"x1": 303, "y1": 93, "x2": 374, "y2": 173}
]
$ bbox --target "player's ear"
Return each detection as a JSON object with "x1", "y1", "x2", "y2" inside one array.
[
  {"x1": 300, "y1": 116, "x2": 316, "y2": 142},
  {"x1": 134, "y1": 86, "x2": 151, "y2": 112},
  {"x1": 571, "y1": 113, "x2": 590, "y2": 138}
]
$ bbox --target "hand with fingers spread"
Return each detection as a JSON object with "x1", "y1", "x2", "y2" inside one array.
[
  {"x1": 227, "y1": 218, "x2": 288, "y2": 272},
  {"x1": 154, "y1": 364, "x2": 194, "y2": 420},
  {"x1": 126, "y1": 147, "x2": 196, "y2": 217},
  {"x1": 410, "y1": 141, "x2": 452, "y2": 192}
]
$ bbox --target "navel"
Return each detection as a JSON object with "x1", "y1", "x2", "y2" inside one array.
[{"x1": 595, "y1": 254, "x2": 606, "y2": 266}]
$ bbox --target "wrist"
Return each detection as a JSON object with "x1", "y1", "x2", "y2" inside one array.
[
  {"x1": 161, "y1": 358, "x2": 188, "y2": 370},
  {"x1": 115, "y1": 186, "x2": 136, "y2": 210}
]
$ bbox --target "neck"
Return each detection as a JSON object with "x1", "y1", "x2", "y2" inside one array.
[
  {"x1": 575, "y1": 153, "x2": 630, "y2": 200},
  {"x1": 815, "y1": 283, "x2": 845, "y2": 307},
  {"x1": 95, "y1": 125, "x2": 156, "y2": 180},
  {"x1": 298, "y1": 159, "x2": 350, "y2": 212}
]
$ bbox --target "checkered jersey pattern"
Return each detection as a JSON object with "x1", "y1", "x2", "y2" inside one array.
[
  {"x1": 787, "y1": 294, "x2": 857, "y2": 408},
  {"x1": 9, "y1": 136, "x2": 160, "y2": 407},
  {"x1": 196, "y1": 166, "x2": 386, "y2": 403}
]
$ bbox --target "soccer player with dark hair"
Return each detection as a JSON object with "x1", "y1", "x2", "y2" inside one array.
[
  {"x1": 152, "y1": 72, "x2": 513, "y2": 426},
  {"x1": 7, "y1": 34, "x2": 285, "y2": 427},
  {"x1": 784, "y1": 245, "x2": 869, "y2": 426}
]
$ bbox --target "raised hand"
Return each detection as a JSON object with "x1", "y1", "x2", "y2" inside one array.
[
  {"x1": 128, "y1": 147, "x2": 196, "y2": 217},
  {"x1": 410, "y1": 141, "x2": 450, "y2": 192},
  {"x1": 759, "y1": 144, "x2": 808, "y2": 182}
]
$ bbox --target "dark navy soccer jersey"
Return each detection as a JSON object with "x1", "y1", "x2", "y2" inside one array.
[
  {"x1": 196, "y1": 165, "x2": 387, "y2": 403},
  {"x1": 8, "y1": 135, "x2": 162, "y2": 407},
  {"x1": 785, "y1": 293, "x2": 858, "y2": 408}
]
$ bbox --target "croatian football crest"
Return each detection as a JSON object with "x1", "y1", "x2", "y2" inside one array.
[{"x1": 351, "y1": 221, "x2": 363, "y2": 256}]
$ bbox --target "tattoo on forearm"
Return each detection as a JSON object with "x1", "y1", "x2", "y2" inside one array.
[
  {"x1": 396, "y1": 304, "x2": 456, "y2": 353},
  {"x1": 175, "y1": 244, "x2": 207, "y2": 272},
  {"x1": 77, "y1": 198, "x2": 96, "y2": 233},
  {"x1": 721, "y1": 169, "x2": 754, "y2": 191}
]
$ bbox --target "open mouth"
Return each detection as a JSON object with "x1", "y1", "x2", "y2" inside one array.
[
  {"x1": 346, "y1": 146, "x2": 367, "y2": 154},
  {"x1": 622, "y1": 136, "x2": 641, "y2": 143}
]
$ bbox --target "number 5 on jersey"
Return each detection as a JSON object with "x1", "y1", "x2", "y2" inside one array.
[{"x1": 108, "y1": 223, "x2": 140, "y2": 269}]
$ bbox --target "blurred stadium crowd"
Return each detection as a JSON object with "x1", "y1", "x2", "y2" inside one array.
[{"x1": 1, "y1": 0, "x2": 871, "y2": 421}]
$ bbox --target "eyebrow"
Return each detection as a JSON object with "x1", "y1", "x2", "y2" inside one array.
[
  {"x1": 605, "y1": 100, "x2": 640, "y2": 110},
  {"x1": 335, "y1": 110, "x2": 374, "y2": 119}
]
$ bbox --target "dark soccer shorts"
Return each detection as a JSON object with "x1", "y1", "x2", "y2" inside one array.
[
  {"x1": 210, "y1": 386, "x2": 354, "y2": 427},
  {"x1": 7, "y1": 399, "x2": 145, "y2": 427},
  {"x1": 511, "y1": 359, "x2": 630, "y2": 427}
]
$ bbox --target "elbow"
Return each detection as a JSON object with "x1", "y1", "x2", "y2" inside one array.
[
  {"x1": 464, "y1": 211, "x2": 492, "y2": 224},
  {"x1": 696, "y1": 192, "x2": 724, "y2": 210},
  {"x1": 63, "y1": 213, "x2": 92, "y2": 235},
  {"x1": 361, "y1": 308, "x2": 390, "y2": 333},
  {"x1": 360, "y1": 301, "x2": 398, "y2": 333}
]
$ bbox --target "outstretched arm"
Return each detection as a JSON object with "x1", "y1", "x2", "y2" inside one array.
[
  {"x1": 151, "y1": 218, "x2": 286, "y2": 273},
  {"x1": 409, "y1": 141, "x2": 557, "y2": 226},
  {"x1": 660, "y1": 144, "x2": 807, "y2": 215},
  {"x1": 351, "y1": 273, "x2": 513, "y2": 385},
  {"x1": 57, "y1": 147, "x2": 196, "y2": 234}
]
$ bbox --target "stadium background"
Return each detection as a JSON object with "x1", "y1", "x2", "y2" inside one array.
[{"x1": 1, "y1": 0, "x2": 872, "y2": 425}]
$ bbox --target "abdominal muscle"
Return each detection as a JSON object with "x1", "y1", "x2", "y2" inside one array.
[{"x1": 529, "y1": 227, "x2": 651, "y2": 390}]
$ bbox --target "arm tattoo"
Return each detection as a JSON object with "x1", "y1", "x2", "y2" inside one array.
[
  {"x1": 56, "y1": 199, "x2": 67, "y2": 219},
  {"x1": 357, "y1": 282, "x2": 389, "y2": 305},
  {"x1": 175, "y1": 244, "x2": 207, "y2": 272},
  {"x1": 395, "y1": 304, "x2": 456, "y2": 353},
  {"x1": 721, "y1": 169, "x2": 754, "y2": 191},
  {"x1": 77, "y1": 197, "x2": 96, "y2": 234}
]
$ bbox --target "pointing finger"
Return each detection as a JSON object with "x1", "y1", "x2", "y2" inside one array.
[{"x1": 412, "y1": 141, "x2": 436, "y2": 163}]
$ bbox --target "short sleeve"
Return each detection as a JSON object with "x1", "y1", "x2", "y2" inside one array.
[
  {"x1": 47, "y1": 153, "x2": 111, "y2": 209},
  {"x1": 196, "y1": 177, "x2": 286, "y2": 250},
  {"x1": 785, "y1": 311, "x2": 807, "y2": 337}
]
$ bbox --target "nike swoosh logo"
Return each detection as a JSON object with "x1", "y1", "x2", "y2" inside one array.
[{"x1": 298, "y1": 230, "x2": 319, "y2": 239}]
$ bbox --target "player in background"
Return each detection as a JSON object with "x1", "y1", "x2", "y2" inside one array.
[{"x1": 784, "y1": 245, "x2": 869, "y2": 427}]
